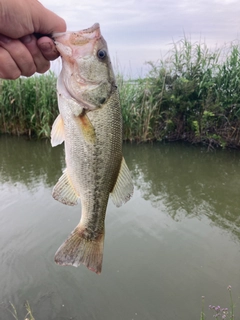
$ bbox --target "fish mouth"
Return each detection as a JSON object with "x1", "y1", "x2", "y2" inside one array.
[
  {"x1": 52, "y1": 23, "x2": 101, "y2": 41},
  {"x1": 82, "y1": 23, "x2": 100, "y2": 34}
]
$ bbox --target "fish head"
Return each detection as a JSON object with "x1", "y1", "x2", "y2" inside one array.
[{"x1": 54, "y1": 23, "x2": 116, "y2": 110}]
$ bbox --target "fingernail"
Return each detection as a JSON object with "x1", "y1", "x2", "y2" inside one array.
[
  {"x1": 21, "y1": 35, "x2": 32, "y2": 44},
  {"x1": 38, "y1": 42, "x2": 52, "y2": 53},
  {"x1": 0, "y1": 34, "x2": 11, "y2": 44}
]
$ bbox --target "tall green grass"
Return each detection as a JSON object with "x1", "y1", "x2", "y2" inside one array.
[
  {"x1": 0, "y1": 71, "x2": 58, "y2": 138},
  {"x1": 1, "y1": 38, "x2": 240, "y2": 148},
  {"x1": 119, "y1": 38, "x2": 240, "y2": 147}
]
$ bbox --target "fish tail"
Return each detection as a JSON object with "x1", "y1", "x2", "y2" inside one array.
[{"x1": 55, "y1": 225, "x2": 104, "y2": 274}]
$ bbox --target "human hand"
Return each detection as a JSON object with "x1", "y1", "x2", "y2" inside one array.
[{"x1": 0, "y1": 0, "x2": 66, "y2": 79}]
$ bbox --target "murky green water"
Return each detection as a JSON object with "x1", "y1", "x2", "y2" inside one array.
[{"x1": 0, "y1": 136, "x2": 240, "y2": 320}]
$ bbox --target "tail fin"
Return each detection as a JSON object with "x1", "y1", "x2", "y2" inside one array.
[{"x1": 55, "y1": 225, "x2": 104, "y2": 274}]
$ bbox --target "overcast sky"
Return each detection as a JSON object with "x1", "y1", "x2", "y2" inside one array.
[{"x1": 40, "y1": 0, "x2": 240, "y2": 77}]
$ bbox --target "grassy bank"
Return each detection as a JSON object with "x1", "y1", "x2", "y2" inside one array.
[
  {"x1": 1, "y1": 38, "x2": 240, "y2": 148},
  {"x1": 0, "y1": 72, "x2": 57, "y2": 138},
  {"x1": 119, "y1": 38, "x2": 240, "y2": 148}
]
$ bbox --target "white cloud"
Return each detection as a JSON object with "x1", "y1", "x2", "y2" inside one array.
[{"x1": 39, "y1": 0, "x2": 240, "y2": 77}]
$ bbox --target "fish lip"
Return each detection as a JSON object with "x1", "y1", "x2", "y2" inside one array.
[
  {"x1": 52, "y1": 31, "x2": 71, "y2": 40},
  {"x1": 82, "y1": 23, "x2": 100, "y2": 34},
  {"x1": 52, "y1": 23, "x2": 100, "y2": 40}
]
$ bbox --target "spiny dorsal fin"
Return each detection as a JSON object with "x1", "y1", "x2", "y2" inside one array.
[
  {"x1": 51, "y1": 114, "x2": 65, "y2": 147},
  {"x1": 52, "y1": 169, "x2": 79, "y2": 206},
  {"x1": 110, "y1": 157, "x2": 134, "y2": 207}
]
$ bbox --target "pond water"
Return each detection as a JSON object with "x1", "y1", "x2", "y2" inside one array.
[{"x1": 0, "y1": 136, "x2": 240, "y2": 320}]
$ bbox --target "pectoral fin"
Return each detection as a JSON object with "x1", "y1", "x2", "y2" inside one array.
[
  {"x1": 110, "y1": 157, "x2": 134, "y2": 207},
  {"x1": 52, "y1": 169, "x2": 79, "y2": 206},
  {"x1": 51, "y1": 114, "x2": 65, "y2": 147},
  {"x1": 75, "y1": 112, "x2": 96, "y2": 144}
]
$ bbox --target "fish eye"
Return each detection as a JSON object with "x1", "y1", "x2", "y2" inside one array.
[{"x1": 97, "y1": 49, "x2": 107, "y2": 59}]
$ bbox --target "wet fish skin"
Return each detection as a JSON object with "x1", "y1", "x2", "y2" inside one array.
[{"x1": 51, "y1": 23, "x2": 133, "y2": 274}]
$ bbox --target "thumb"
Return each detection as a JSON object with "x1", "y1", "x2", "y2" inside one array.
[{"x1": 31, "y1": 1, "x2": 66, "y2": 35}]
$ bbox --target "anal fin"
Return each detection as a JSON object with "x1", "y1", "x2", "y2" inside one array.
[
  {"x1": 110, "y1": 157, "x2": 134, "y2": 207},
  {"x1": 52, "y1": 169, "x2": 79, "y2": 206}
]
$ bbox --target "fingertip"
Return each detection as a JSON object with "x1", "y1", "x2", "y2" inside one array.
[
  {"x1": 23, "y1": 65, "x2": 37, "y2": 77},
  {"x1": 59, "y1": 18, "x2": 67, "y2": 33},
  {"x1": 5, "y1": 67, "x2": 22, "y2": 80},
  {"x1": 37, "y1": 61, "x2": 50, "y2": 74},
  {"x1": 34, "y1": 3, "x2": 67, "y2": 36},
  {"x1": 8, "y1": 69, "x2": 21, "y2": 80},
  {"x1": 37, "y1": 37, "x2": 59, "y2": 61}
]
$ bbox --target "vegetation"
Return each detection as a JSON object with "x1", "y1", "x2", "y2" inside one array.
[
  {"x1": 0, "y1": 72, "x2": 57, "y2": 138},
  {"x1": 1, "y1": 38, "x2": 240, "y2": 148},
  {"x1": 200, "y1": 285, "x2": 236, "y2": 320},
  {"x1": 119, "y1": 38, "x2": 240, "y2": 148},
  {"x1": 8, "y1": 301, "x2": 35, "y2": 320},
  {"x1": 4, "y1": 286, "x2": 237, "y2": 319}
]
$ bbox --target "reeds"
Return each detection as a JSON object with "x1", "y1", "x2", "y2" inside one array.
[
  {"x1": 0, "y1": 72, "x2": 58, "y2": 138},
  {"x1": 8, "y1": 301, "x2": 35, "y2": 320},
  {"x1": 119, "y1": 37, "x2": 240, "y2": 147},
  {"x1": 1, "y1": 38, "x2": 240, "y2": 147}
]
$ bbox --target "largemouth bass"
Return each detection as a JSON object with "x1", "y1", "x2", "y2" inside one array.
[{"x1": 51, "y1": 23, "x2": 133, "y2": 274}]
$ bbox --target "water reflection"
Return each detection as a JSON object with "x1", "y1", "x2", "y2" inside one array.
[
  {"x1": 1, "y1": 136, "x2": 240, "y2": 319},
  {"x1": 124, "y1": 142, "x2": 240, "y2": 238},
  {"x1": 1, "y1": 136, "x2": 240, "y2": 239},
  {"x1": 0, "y1": 135, "x2": 64, "y2": 189}
]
